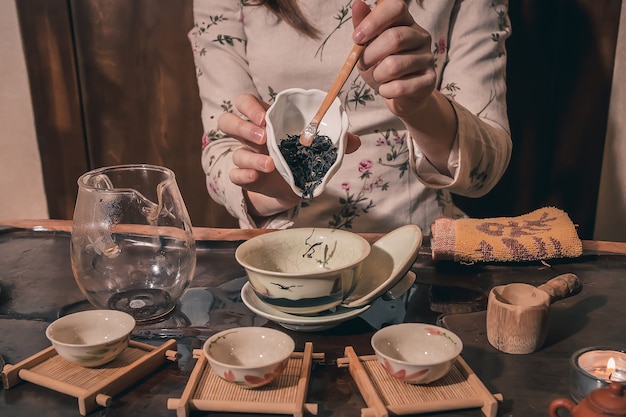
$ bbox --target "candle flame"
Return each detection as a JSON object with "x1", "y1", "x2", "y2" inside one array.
[{"x1": 608, "y1": 357, "x2": 616, "y2": 373}]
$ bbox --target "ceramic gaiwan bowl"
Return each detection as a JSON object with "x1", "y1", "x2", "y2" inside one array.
[
  {"x1": 265, "y1": 88, "x2": 349, "y2": 199},
  {"x1": 203, "y1": 327, "x2": 295, "y2": 388},
  {"x1": 371, "y1": 323, "x2": 463, "y2": 384},
  {"x1": 235, "y1": 227, "x2": 371, "y2": 315},
  {"x1": 45, "y1": 310, "x2": 135, "y2": 367}
]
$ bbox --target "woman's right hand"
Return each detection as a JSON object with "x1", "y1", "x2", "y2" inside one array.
[{"x1": 217, "y1": 94, "x2": 301, "y2": 218}]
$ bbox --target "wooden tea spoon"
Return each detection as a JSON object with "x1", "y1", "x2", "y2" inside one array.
[
  {"x1": 299, "y1": 43, "x2": 365, "y2": 146},
  {"x1": 299, "y1": 0, "x2": 384, "y2": 147}
]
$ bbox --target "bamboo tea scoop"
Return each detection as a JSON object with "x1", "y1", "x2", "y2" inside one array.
[
  {"x1": 299, "y1": 43, "x2": 365, "y2": 147},
  {"x1": 486, "y1": 273, "x2": 581, "y2": 354},
  {"x1": 299, "y1": 0, "x2": 385, "y2": 146}
]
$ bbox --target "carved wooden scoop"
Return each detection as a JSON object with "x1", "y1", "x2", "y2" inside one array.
[{"x1": 486, "y1": 273, "x2": 582, "y2": 354}]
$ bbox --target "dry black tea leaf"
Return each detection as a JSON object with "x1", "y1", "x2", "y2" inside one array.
[{"x1": 278, "y1": 133, "x2": 338, "y2": 200}]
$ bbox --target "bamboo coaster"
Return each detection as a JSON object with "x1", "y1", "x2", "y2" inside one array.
[
  {"x1": 1, "y1": 339, "x2": 179, "y2": 416},
  {"x1": 337, "y1": 346, "x2": 501, "y2": 417},
  {"x1": 167, "y1": 341, "x2": 324, "y2": 417}
]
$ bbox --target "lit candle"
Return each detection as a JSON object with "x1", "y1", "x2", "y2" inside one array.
[
  {"x1": 609, "y1": 357, "x2": 626, "y2": 382},
  {"x1": 570, "y1": 347, "x2": 626, "y2": 402},
  {"x1": 586, "y1": 357, "x2": 619, "y2": 381}
]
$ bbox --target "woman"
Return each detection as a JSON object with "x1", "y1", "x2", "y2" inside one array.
[{"x1": 189, "y1": 0, "x2": 512, "y2": 234}]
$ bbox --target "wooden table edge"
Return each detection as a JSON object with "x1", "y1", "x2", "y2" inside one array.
[
  {"x1": 0, "y1": 219, "x2": 384, "y2": 243},
  {"x1": 1, "y1": 219, "x2": 625, "y2": 254}
]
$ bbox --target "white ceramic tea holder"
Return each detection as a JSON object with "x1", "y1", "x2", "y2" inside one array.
[{"x1": 265, "y1": 88, "x2": 349, "y2": 198}]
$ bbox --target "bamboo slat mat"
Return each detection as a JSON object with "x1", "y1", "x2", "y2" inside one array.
[
  {"x1": 167, "y1": 342, "x2": 323, "y2": 417},
  {"x1": 337, "y1": 346, "x2": 500, "y2": 417},
  {"x1": 1, "y1": 339, "x2": 179, "y2": 416}
]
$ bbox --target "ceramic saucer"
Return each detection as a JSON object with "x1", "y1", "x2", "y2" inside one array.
[{"x1": 241, "y1": 282, "x2": 370, "y2": 332}]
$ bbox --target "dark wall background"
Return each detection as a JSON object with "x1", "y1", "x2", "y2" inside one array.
[
  {"x1": 15, "y1": 0, "x2": 622, "y2": 238},
  {"x1": 16, "y1": 0, "x2": 238, "y2": 228},
  {"x1": 454, "y1": 0, "x2": 621, "y2": 240}
]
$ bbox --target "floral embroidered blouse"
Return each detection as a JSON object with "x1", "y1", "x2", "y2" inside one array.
[{"x1": 190, "y1": 0, "x2": 512, "y2": 234}]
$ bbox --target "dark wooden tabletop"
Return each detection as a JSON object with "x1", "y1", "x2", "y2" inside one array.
[{"x1": 1, "y1": 219, "x2": 625, "y2": 417}]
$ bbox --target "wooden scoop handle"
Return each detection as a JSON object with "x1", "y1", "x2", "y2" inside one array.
[
  {"x1": 300, "y1": 44, "x2": 364, "y2": 147},
  {"x1": 537, "y1": 273, "x2": 582, "y2": 303},
  {"x1": 312, "y1": 44, "x2": 364, "y2": 125},
  {"x1": 300, "y1": 0, "x2": 385, "y2": 146}
]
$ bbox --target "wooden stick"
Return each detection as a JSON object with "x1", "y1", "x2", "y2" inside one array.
[
  {"x1": 299, "y1": 43, "x2": 365, "y2": 146},
  {"x1": 18, "y1": 367, "x2": 87, "y2": 398},
  {"x1": 169, "y1": 399, "x2": 316, "y2": 415},
  {"x1": 170, "y1": 349, "x2": 208, "y2": 417},
  {"x1": 299, "y1": 0, "x2": 385, "y2": 146},
  {"x1": 455, "y1": 356, "x2": 500, "y2": 417},
  {"x1": 338, "y1": 354, "x2": 377, "y2": 364},
  {"x1": 2, "y1": 345, "x2": 57, "y2": 389},
  {"x1": 292, "y1": 342, "x2": 314, "y2": 417},
  {"x1": 78, "y1": 339, "x2": 178, "y2": 415},
  {"x1": 342, "y1": 346, "x2": 388, "y2": 417},
  {"x1": 386, "y1": 398, "x2": 484, "y2": 415}
]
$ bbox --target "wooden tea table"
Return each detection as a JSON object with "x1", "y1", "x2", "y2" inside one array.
[{"x1": 0, "y1": 219, "x2": 625, "y2": 417}]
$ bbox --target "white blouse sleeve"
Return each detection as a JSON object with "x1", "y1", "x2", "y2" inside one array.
[
  {"x1": 191, "y1": 1, "x2": 262, "y2": 228},
  {"x1": 413, "y1": 0, "x2": 512, "y2": 197}
]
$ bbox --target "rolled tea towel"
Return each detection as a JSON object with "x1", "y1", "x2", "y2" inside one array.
[{"x1": 430, "y1": 207, "x2": 583, "y2": 262}]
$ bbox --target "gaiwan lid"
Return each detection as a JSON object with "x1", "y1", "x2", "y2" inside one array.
[
  {"x1": 341, "y1": 224, "x2": 422, "y2": 308},
  {"x1": 586, "y1": 382, "x2": 626, "y2": 416}
]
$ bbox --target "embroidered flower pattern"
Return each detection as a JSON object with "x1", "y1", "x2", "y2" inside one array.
[
  {"x1": 328, "y1": 159, "x2": 388, "y2": 229},
  {"x1": 345, "y1": 77, "x2": 375, "y2": 110},
  {"x1": 315, "y1": 1, "x2": 353, "y2": 60},
  {"x1": 376, "y1": 129, "x2": 409, "y2": 178},
  {"x1": 328, "y1": 128, "x2": 409, "y2": 229},
  {"x1": 433, "y1": 37, "x2": 447, "y2": 69}
]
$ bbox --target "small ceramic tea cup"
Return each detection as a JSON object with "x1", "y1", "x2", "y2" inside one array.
[
  {"x1": 371, "y1": 323, "x2": 463, "y2": 384},
  {"x1": 265, "y1": 88, "x2": 349, "y2": 199},
  {"x1": 46, "y1": 310, "x2": 135, "y2": 367},
  {"x1": 203, "y1": 327, "x2": 295, "y2": 388}
]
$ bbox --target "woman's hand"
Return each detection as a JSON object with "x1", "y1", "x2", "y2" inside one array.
[
  {"x1": 217, "y1": 94, "x2": 300, "y2": 218},
  {"x1": 218, "y1": 94, "x2": 364, "y2": 218},
  {"x1": 352, "y1": 0, "x2": 435, "y2": 117},
  {"x1": 352, "y1": 0, "x2": 457, "y2": 174}
]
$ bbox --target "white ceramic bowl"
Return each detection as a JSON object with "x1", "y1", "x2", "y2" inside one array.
[
  {"x1": 371, "y1": 323, "x2": 463, "y2": 384},
  {"x1": 265, "y1": 88, "x2": 349, "y2": 199},
  {"x1": 203, "y1": 327, "x2": 295, "y2": 388},
  {"x1": 235, "y1": 228, "x2": 371, "y2": 315},
  {"x1": 45, "y1": 310, "x2": 135, "y2": 367}
]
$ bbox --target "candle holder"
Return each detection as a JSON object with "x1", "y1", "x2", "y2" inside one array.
[{"x1": 571, "y1": 346, "x2": 626, "y2": 402}]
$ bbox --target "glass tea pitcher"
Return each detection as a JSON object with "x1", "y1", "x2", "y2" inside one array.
[{"x1": 70, "y1": 164, "x2": 196, "y2": 322}]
